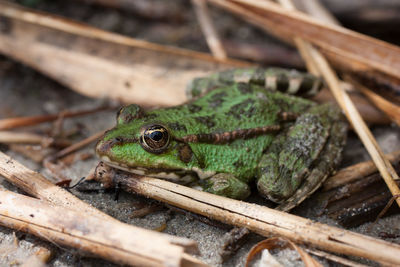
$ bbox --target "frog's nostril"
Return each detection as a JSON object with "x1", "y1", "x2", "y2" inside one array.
[{"x1": 96, "y1": 139, "x2": 115, "y2": 154}]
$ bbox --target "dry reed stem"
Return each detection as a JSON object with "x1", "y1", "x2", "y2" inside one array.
[
  {"x1": 297, "y1": 0, "x2": 400, "y2": 127},
  {"x1": 209, "y1": 0, "x2": 400, "y2": 79},
  {"x1": 0, "y1": 1, "x2": 251, "y2": 106},
  {"x1": 192, "y1": 0, "x2": 227, "y2": 60},
  {"x1": 0, "y1": 107, "x2": 108, "y2": 130},
  {"x1": 313, "y1": 89, "x2": 391, "y2": 125},
  {"x1": 109, "y1": 174, "x2": 400, "y2": 266},
  {"x1": 269, "y1": 0, "x2": 400, "y2": 207},
  {"x1": 296, "y1": 0, "x2": 340, "y2": 25},
  {"x1": 50, "y1": 130, "x2": 104, "y2": 160},
  {"x1": 0, "y1": 0, "x2": 242, "y2": 66},
  {"x1": 324, "y1": 150, "x2": 400, "y2": 191},
  {"x1": 0, "y1": 151, "x2": 113, "y2": 218},
  {"x1": 0, "y1": 152, "x2": 198, "y2": 252},
  {"x1": 305, "y1": 248, "x2": 369, "y2": 267},
  {"x1": 0, "y1": 189, "x2": 202, "y2": 267},
  {"x1": 0, "y1": 131, "x2": 45, "y2": 144},
  {"x1": 347, "y1": 77, "x2": 400, "y2": 126}
]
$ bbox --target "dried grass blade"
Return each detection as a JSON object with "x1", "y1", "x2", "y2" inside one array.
[
  {"x1": 324, "y1": 150, "x2": 400, "y2": 191},
  {"x1": 297, "y1": 0, "x2": 400, "y2": 126},
  {"x1": 305, "y1": 248, "x2": 369, "y2": 267},
  {"x1": 298, "y1": 0, "x2": 340, "y2": 25},
  {"x1": 0, "y1": 131, "x2": 44, "y2": 144},
  {"x1": 245, "y1": 237, "x2": 322, "y2": 267},
  {"x1": 0, "y1": 189, "x2": 199, "y2": 267},
  {"x1": 192, "y1": 0, "x2": 227, "y2": 60},
  {"x1": 209, "y1": 0, "x2": 400, "y2": 80},
  {"x1": 313, "y1": 89, "x2": 391, "y2": 125},
  {"x1": 0, "y1": 107, "x2": 108, "y2": 130},
  {"x1": 0, "y1": 1, "x2": 238, "y2": 64},
  {"x1": 0, "y1": 1, "x2": 250, "y2": 106},
  {"x1": 262, "y1": 0, "x2": 400, "y2": 208},
  {"x1": 0, "y1": 151, "x2": 113, "y2": 216},
  {"x1": 347, "y1": 77, "x2": 400, "y2": 126},
  {"x1": 106, "y1": 173, "x2": 400, "y2": 265},
  {"x1": 50, "y1": 130, "x2": 104, "y2": 160},
  {"x1": 0, "y1": 152, "x2": 201, "y2": 265}
]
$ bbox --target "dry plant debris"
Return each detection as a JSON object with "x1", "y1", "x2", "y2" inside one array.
[
  {"x1": 323, "y1": 149, "x2": 400, "y2": 190},
  {"x1": 245, "y1": 237, "x2": 322, "y2": 267},
  {"x1": 192, "y1": 0, "x2": 227, "y2": 60},
  {"x1": 207, "y1": 0, "x2": 400, "y2": 208},
  {"x1": 0, "y1": 152, "x2": 204, "y2": 267},
  {"x1": 0, "y1": 1, "x2": 390, "y2": 124},
  {"x1": 0, "y1": 0, "x2": 399, "y2": 266},
  {"x1": 209, "y1": 0, "x2": 400, "y2": 79},
  {"x1": 0, "y1": 106, "x2": 109, "y2": 130},
  {"x1": 321, "y1": 164, "x2": 400, "y2": 227},
  {"x1": 0, "y1": 1, "x2": 249, "y2": 106},
  {"x1": 93, "y1": 163, "x2": 400, "y2": 266}
]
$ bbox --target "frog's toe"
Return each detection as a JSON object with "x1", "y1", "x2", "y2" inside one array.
[{"x1": 203, "y1": 173, "x2": 250, "y2": 200}]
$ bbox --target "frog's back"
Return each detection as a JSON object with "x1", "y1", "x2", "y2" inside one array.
[
  {"x1": 146, "y1": 83, "x2": 314, "y2": 180},
  {"x1": 151, "y1": 83, "x2": 313, "y2": 136}
]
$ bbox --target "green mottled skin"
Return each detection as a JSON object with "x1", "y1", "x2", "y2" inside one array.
[{"x1": 96, "y1": 68, "x2": 347, "y2": 211}]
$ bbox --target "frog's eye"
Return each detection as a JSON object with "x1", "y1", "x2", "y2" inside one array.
[{"x1": 140, "y1": 124, "x2": 170, "y2": 154}]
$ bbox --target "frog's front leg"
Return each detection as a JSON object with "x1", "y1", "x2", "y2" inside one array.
[
  {"x1": 202, "y1": 173, "x2": 251, "y2": 200},
  {"x1": 256, "y1": 103, "x2": 347, "y2": 211}
]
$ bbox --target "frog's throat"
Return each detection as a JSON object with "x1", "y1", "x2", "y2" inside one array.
[{"x1": 100, "y1": 156, "x2": 215, "y2": 181}]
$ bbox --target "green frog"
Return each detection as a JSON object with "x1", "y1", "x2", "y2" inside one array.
[{"x1": 95, "y1": 68, "x2": 347, "y2": 211}]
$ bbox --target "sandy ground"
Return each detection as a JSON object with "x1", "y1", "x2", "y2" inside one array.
[{"x1": 1, "y1": 1, "x2": 400, "y2": 266}]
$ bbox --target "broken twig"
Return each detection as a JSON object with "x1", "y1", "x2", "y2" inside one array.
[
  {"x1": 192, "y1": 0, "x2": 227, "y2": 60},
  {"x1": 93, "y1": 165, "x2": 400, "y2": 266},
  {"x1": 324, "y1": 149, "x2": 400, "y2": 191},
  {"x1": 0, "y1": 106, "x2": 109, "y2": 130},
  {"x1": 0, "y1": 189, "x2": 200, "y2": 267},
  {"x1": 0, "y1": 152, "x2": 203, "y2": 266},
  {"x1": 264, "y1": 0, "x2": 400, "y2": 208}
]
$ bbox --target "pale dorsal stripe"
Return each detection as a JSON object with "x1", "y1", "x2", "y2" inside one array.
[
  {"x1": 288, "y1": 78, "x2": 302, "y2": 94},
  {"x1": 265, "y1": 76, "x2": 277, "y2": 91}
]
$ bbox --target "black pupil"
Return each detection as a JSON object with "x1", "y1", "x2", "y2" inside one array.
[{"x1": 150, "y1": 131, "x2": 163, "y2": 141}]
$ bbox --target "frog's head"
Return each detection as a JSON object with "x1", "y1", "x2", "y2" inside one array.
[{"x1": 96, "y1": 104, "x2": 200, "y2": 180}]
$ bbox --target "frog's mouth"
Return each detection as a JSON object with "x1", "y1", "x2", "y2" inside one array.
[{"x1": 100, "y1": 156, "x2": 199, "y2": 183}]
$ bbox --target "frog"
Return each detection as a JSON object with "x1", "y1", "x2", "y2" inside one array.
[{"x1": 95, "y1": 68, "x2": 347, "y2": 211}]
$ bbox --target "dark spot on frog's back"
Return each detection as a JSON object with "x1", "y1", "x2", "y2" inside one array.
[
  {"x1": 144, "y1": 113, "x2": 158, "y2": 120},
  {"x1": 233, "y1": 159, "x2": 244, "y2": 169},
  {"x1": 237, "y1": 83, "x2": 253, "y2": 94},
  {"x1": 187, "y1": 104, "x2": 202, "y2": 113},
  {"x1": 209, "y1": 92, "x2": 227, "y2": 108},
  {"x1": 274, "y1": 98, "x2": 290, "y2": 112},
  {"x1": 168, "y1": 122, "x2": 187, "y2": 132},
  {"x1": 229, "y1": 99, "x2": 256, "y2": 119},
  {"x1": 195, "y1": 116, "x2": 215, "y2": 128},
  {"x1": 178, "y1": 144, "x2": 193, "y2": 163}
]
